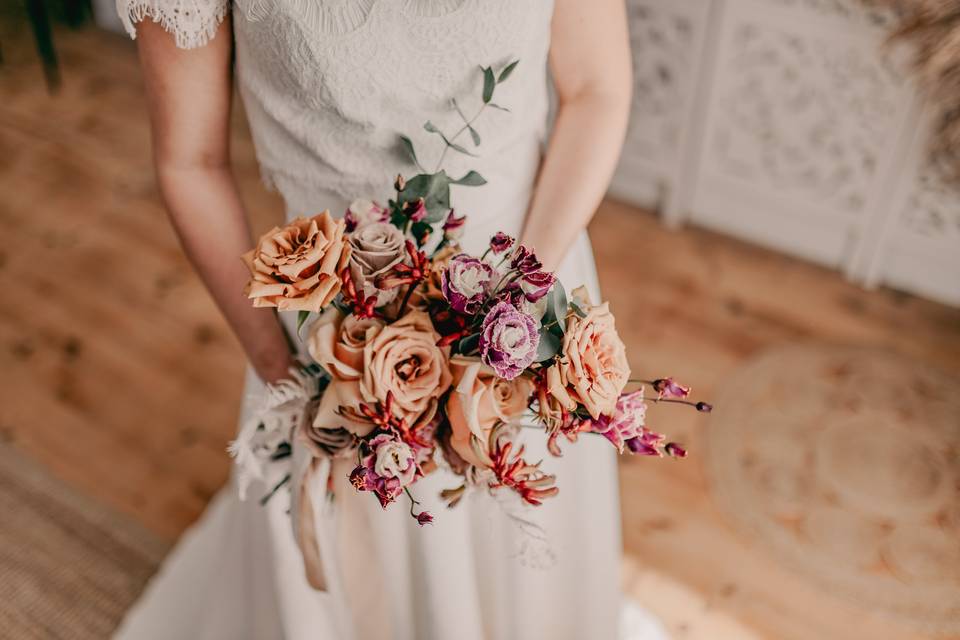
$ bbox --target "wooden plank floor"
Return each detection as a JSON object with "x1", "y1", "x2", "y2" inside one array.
[{"x1": 1, "y1": 22, "x2": 958, "y2": 640}]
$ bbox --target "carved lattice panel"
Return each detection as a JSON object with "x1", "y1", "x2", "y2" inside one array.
[
  {"x1": 610, "y1": 0, "x2": 713, "y2": 210},
  {"x1": 688, "y1": 0, "x2": 915, "y2": 267},
  {"x1": 866, "y1": 111, "x2": 960, "y2": 305}
]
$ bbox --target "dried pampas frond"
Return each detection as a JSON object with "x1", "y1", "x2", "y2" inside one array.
[{"x1": 867, "y1": 0, "x2": 960, "y2": 183}]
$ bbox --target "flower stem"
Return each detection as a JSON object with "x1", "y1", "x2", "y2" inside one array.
[
  {"x1": 396, "y1": 283, "x2": 416, "y2": 321},
  {"x1": 259, "y1": 473, "x2": 291, "y2": 506}
]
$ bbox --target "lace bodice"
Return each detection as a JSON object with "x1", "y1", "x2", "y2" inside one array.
[{"x1": 118, "y1": 0, "x2": 555, "y2": 230}]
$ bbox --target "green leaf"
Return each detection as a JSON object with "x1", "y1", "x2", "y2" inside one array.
[
  {"x1": 540, "y1": 282, "x2": 568, "y2": 335},
  {"x1": 451, "y1": 170, "x2": 487, "y2": 186},
  {"x1": 296, "y1": 310, "x2": 311, "y2": 335},
  {"x1": 569, "y1": 300, "x2": 588, "y2": 318},
  {"x1": 487, "y1": 103, "x2": 511, "y2": 112},
  {"x1": 535, "y1": 328, "x2": 561, "y2": 362},
  {"x1": 482, "y1": 66, "x2": 495, "y2": 103},
  {"x1": 498, "y1": 60, "x2": 519, "y2": 83},
  {"x1": 458, "y1": 333, "x2": 480, "y2": 355},
  {"x1": 400, "y1": 171, "x2": 452, "y2": 223},
  {"x1": 423, "y1": 121, "x2": 440, "y2": 133},
  {"x1": 448, "y1": 142, "x2": 477, "y2": 157},
  {"x1": 468, "y1": 126, "x2": 481, "y2": 147},
  {"x1": 398, "y1": 135, "x2": 419, "y2": 167},
  {"x1": 410, "y1": 221, "x2": 433, "y2": 247}
]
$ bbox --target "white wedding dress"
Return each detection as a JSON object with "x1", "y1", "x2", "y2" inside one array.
[{"x1": 113, "y1": 1, "x2": 668, "y2": 639}]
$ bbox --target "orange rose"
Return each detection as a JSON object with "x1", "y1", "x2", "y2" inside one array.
[
  {"x1": 447, "y1": 356, "x2": 535, "y2": 467},
  {"x1": 242, "y1": 212, "x2": 351, "y2": 312},
  {"x1": 546, "y1": 286, "x2": 630, "y2": 419},
  {"x1": 361, "y1": 309, "x2": 452, "y2": 423},
  {"x1": 306, "y1": 308, "x2": 384, "y2": 381}
]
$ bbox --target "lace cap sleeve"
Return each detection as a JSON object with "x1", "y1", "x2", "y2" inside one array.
[{"x1": 116, "y1": 0, "x2": 229, "y2": 50}]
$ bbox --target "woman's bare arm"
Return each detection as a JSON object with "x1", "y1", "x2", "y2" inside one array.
[
  {"x1": 520, "y1": 0, "x2": 632, "y2": 271},
  {"x1": 136, "y1": 18, "x2": 294, "y2": 383}
]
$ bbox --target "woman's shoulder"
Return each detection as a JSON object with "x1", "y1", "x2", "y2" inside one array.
[{"x1": 116, "y1": 0, "x2": 230, "y2": 50}]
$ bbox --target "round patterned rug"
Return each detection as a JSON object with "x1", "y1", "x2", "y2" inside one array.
[{"x1": 706, "y1": 345, "x2": 960, "y2": 635}]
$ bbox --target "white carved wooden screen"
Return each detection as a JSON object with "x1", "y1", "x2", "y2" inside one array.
[{"x1": 612, "y1": 0, "x2": 960, "y2": 307}]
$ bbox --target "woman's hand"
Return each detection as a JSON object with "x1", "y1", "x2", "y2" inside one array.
[
  {"x1": 520, "y1": 0, "x2": 632, "y2": 271},
  {"x1": 135, "y1": 18, "x2": 294, "y2": 385}
]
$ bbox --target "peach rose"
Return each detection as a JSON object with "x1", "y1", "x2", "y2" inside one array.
[
  {"x1": 361, "y1": 309, "x2": 452, "y2": 424},
  {"x1": 546, "y1": 286, "x2": 630, "y2": 419},
  {"x1": 242, "y1": 212, "x2": 351, "y2": 312},
  {"x1": 306, "y1": 307, "x2": 384, "y2": 381},
  {"x1": 447, "y1": 356, "x2": 535, "y2": 467}
]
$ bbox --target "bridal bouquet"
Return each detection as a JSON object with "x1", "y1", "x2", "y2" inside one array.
[{"x1": 231, "y1": 61, "x2": 711, "y2": 528}]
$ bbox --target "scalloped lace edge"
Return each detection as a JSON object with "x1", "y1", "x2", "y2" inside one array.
[{"x1": 116, "y1": 0, "x2": 229, "y2": 50}]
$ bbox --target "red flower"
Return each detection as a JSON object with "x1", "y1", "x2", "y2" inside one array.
[
  {"x1": 403, "y1": 198, "x2": 428, "y2": 222},
  {"x1": 414, "y1": 510, "x2": 434, "y2": 526},
  {"x1": 487, "y1": 427, "x2": 558, "y2": 506},
  {"x1": 510, "y1": 245, "x2": 542, "y2": 274},
  {"x1": 339, "y1": 267, "x2": 379, "y2": 318},
  {"x1": 375, "y1": 241, "x2": 431, "y2": 290}
]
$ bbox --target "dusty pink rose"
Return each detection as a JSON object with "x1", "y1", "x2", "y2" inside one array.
[
  {"x1": 242, "y1": 212, "x2": 351, "y2": 312},
  {"x1": 546, "y1": 286, "x2": 630, "y2": 419},
  {"x1": 348, "y1": 222, "x2": 407, "y2": 306},
  {"x1": 446, "y1": 357, "x2": 535, "y2": 467}
]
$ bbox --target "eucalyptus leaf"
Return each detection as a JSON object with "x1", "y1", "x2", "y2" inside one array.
[
  {"x1": 535, "y1": 328, "x2": 561, "y2": 362},
  {"x1": 541, "y1": 283, "x2": 568, "y2": 334},
  {"x1": 296, "y1": 310, "x2": 311, "y2": 335},
  {"x1": 498, "y1": 60, "x2": 519, "y2": 83},
  {"x1": 451, "y1": 170, "x2": 487, "y2": 186},
  {"x1": 410, "y1": 221, "x2": 433, "y2": 247},
  {"x1": 448, "y1": 142, "x2": 477, "y2": 157},
  {"x1": 398, "y1": 135, "x2": 419, "y2": 167},
  {"x1": 482, "y1": 66, "x2": 495, "y2": 103},
  {"x1": 487, "y1": 103, "x2": 511, "y2": 112},
  {"x1": 400, "y1": 171, "x2": 452, "y2": 222},
  {"x1": 569, "y1": 300, "x2": 588, "y2": 318},
  {"x1": 469, "y1": 126, "x2": 481, "y2": 147},
  {"x1": 458, "y1": 333, "x2": 480, "y2": 355},
  {"x1": 550, "y1": 282, "x2": 568, "y2": 328},
  {"x1": 423, "y1": 121, "x2": 440, "y2": 133}
]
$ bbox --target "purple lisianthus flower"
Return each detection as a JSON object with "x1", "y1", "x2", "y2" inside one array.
[
  {"x1": 652, "y1": 377, "x2": 690, "y2": 399},
  {"x1": 349, "y1": 433, "x2": 418, "y2": 508},
  {"x1": 441, "y1": 254, "x2": 495, "y2": 314},
  {"x1": 510, "y1": 245, "x2": 542, "y2": 274},
  {"x1": 479, "y1": 301, "x2": 540, "y2": 380},
  {"x1": 494, "y1": 281, "x2": 526, "y2": 308},
  {"x1": 586, "y1": 390, "x2": 648, "y2": 453},
  {"x1": 521, "y1": 270, "x2": 555, "y2": 302},
  {"x1": 489, "y1": 232, "x2": 515, "y2": 254},
  {"x1": 442, "y1": 210, "x2": 466, "y2": 240}
]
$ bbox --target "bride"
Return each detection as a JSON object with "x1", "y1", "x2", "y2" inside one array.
[{"x1": 114, "y1": 1, "x2": 663, "y2": 638}]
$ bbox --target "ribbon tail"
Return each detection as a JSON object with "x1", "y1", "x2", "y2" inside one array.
[{"x1": 291, "y1": 444, "x2": 330, "y2": 591}]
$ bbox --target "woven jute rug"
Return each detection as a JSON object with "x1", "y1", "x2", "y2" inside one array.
[
  {"x1": 0, "y1": 443, "x2": 168, "y2": 640},
  {"x1": 706, "y1": 345, "x2": 960, "y2": 635}
]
